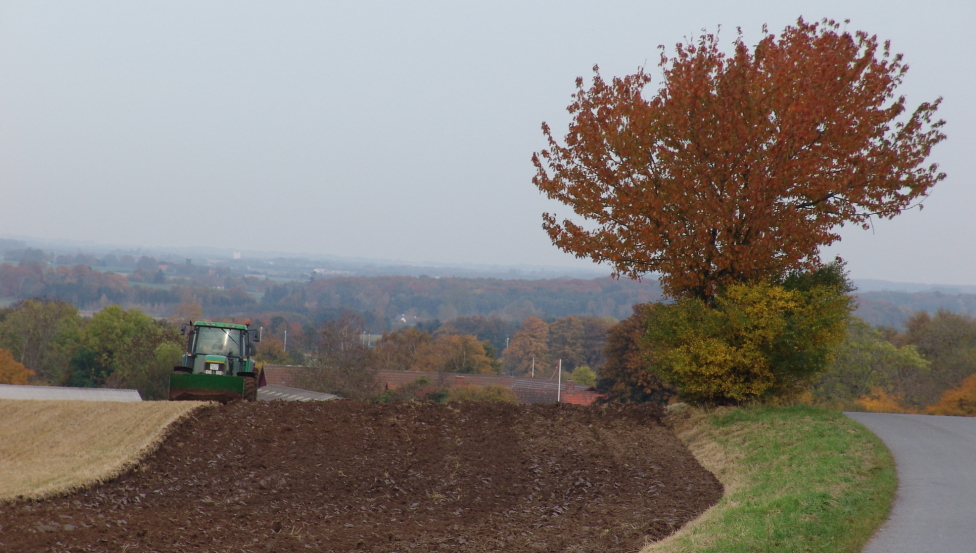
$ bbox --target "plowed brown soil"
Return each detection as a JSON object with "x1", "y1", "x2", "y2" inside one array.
[{"x1": 0, "y1": 401, "x2": 721, "y2": 553}]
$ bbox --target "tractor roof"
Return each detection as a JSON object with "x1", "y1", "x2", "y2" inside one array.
[{"x1": 193, "y1": 321, "x2": 249, "y2": 330}]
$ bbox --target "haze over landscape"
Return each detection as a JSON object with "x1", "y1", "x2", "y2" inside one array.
[
  {"x1": 5, "y1": 7, "x2": 976, "y2": 550},
  {"x1": 1, "y1": 0, "x2": 973, "y2": 284}
]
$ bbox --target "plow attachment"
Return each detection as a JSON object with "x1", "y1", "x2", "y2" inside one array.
[{"x1": 169, "y1": 373, "x2": 249, "y2": 403}]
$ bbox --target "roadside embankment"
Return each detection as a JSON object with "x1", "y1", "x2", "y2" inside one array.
[{"x1": 644, "y1": 404, "x2": 896, "y2": 553}]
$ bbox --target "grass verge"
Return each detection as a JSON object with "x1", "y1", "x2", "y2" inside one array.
[
  {"x1": 0, "y1": 399, "x2": 210, "y2": 502},
  {"x1": 642, "y1": 404, "x2": 896, "y2": 553}
]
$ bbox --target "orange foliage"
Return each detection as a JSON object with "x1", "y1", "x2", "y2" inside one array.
[
  {"x1": 432, "y1": 334, "x2": 497, "y2": 375},
  {"x1": 926, "y1": 374, "x2": 976, "y2": 416},
  {"x1": 855, "y1": 388, "x2": 917, "y2": 414},
  {"x1": 502, "y1": 317, "x2": 551, "y2": 376},
  {"x1": 0, "y1": 348, "x2": 34, "y2": 385},
  {"x1": 533, "y1": 18, "x2": 945, "y2": 302},
  {"x1": 373, "y1": 328, "x2": 499, "y2": 374},
  {"x1": 170, "y1": 300, "x2": 203, "y2": 323},
  {"x1": 373, "y1": 327, "x2": 436, "y2": 372}
]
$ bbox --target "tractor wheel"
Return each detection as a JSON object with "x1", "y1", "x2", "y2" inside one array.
[{"x1": 242, "y1": 375, "x2": 258, "y2": 401}]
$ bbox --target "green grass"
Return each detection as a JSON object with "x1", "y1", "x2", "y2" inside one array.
[{"x1": 644, "y1": 404, "x2": 895, "y2": 553}]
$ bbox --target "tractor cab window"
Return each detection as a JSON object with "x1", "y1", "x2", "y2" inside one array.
[{"x1": 193, "y1": 327, "x2": 244, "y2": 358}]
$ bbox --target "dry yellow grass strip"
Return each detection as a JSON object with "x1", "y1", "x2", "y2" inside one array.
[
  {"x1": 640, "y1": 405, "x2": 743, "y2": 552},
  {"x1": 0, "y1": 399, "x2": 210, "y2": 502}
]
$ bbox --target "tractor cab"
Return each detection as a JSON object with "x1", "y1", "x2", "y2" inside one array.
[
  {"x1": 169, "y1": 321, "x2": 263, "y2": 402},
  {"x1": 184, "y1": 322, "x2": 257, "y2": 375}
]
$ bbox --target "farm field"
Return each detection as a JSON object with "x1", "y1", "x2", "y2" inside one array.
[
  {"x1": 0, "y1": 401, "x2": 721, "y2": 553},
  {"x1": 0, "y1": 400, "x2": 204, "y2": 501}
]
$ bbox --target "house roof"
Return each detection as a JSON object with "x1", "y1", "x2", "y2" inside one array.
[
  {"x1": 258, "y1": 384, "x2": 339, "y2": 402},
  {"x1": 0, "y1": 384, "x2": 142, "y2": 402},
  {"x1": 263, "y1": 365, "x2": 309, "y2": 387}
]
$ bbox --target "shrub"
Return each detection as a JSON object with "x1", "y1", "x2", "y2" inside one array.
[
  {"x1": 0, "y1": 348, "x2": 33, "y2": 384},
  {"x1": 926, "y1": 374, "x2": 976, "y2": 416},
  {"x1": 376, "y1": 377, "x2": 450, "y2": 403},
  {"x1": 446, "y1": 385, "x2": 519, "y2": 404},
  {"x1": 643, "y1": 265, "x2": 852, "y2": 404},
  {"x1": 897, "y1": 310, "x2": 976, "y2": 407},
  {"x1": 855, "y1": 388, "x2": 917, "y2": 414},
  {"x1": 569, "y1": 365, "x2": 597, "y2": 387},
  {"x1": 597, "y1": 304, "x2": 676, "y2": 405},
  {"x1": 813, "y1": 317, "x2": 929, "y2": 409}
]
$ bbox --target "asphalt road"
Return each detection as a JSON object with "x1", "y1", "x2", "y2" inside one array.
[{"x1": 845, "y1": 412, "x2": 976, "y2": 553}]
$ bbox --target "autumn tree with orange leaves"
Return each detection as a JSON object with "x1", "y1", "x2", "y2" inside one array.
[
  {"x1": 0, "y1": 348, "x2": 33, "y2": 384},
  {"x1": 533, "y1": 18, "x2": 946, "y2": 303},
  {"x1": 926, "y1": 374, "x2": 976, "y2": 416}
]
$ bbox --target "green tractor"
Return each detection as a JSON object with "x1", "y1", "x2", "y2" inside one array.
[{"x1": 169, "y1": 320, "x2": 265, "y2": 403}]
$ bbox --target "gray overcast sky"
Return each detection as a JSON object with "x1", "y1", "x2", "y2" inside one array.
[{"x1": 0, "y1": 1, "x2": 972, "y2": 283}]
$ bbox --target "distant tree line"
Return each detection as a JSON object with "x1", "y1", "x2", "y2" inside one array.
[
  {"x1": 262, "y1": 275, "x2": 662, "y2": 323},
  {"x1": 813, "y1": 309, "x2": 976, "y2": 416},
  {"x1": 8, "y1": 252, "x2": 976, "y2": 335},
  {"x1": 0, "y1": 297, "x2": 614, "y2": 401},
  {"x1": 0, "y1": 261, "x2": 259, "y2": 313},
  {"x1": 290, "y1": 312, "x2": 609, "y2": 400},
  {"x1": 598, "y1": 298, "x2": 976, "y2": 415},
  {"x1": 0, "y1": 256, "x2": 663, "y2": 330},
  {"x1": 7, "y1": 294, "x2": 976, "y2": 415},
  {"x1": 0, "y1": 299, "x2": 181, "y2": 400}
]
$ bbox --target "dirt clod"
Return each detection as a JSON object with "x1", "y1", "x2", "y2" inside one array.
[{"x1": 0, "y1": 401, "x2": 721, "y2": 552}]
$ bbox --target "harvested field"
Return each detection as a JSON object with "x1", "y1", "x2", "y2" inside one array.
[
  {"x1": 1, "y1": 401, "x2": 722, "y2": 553},
  {"x1": 0, "y1": 399, "x2": 206, "y2": 502}
]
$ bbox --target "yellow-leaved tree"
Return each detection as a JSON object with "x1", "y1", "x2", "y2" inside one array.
[
  {"x1": 641, "y1": 264, "x2": 852, "y2": 404},
  {"x1": 502, "y1": 317, "x2": 551, "y2": 376},
  {"x1": 534, "y1": 18, "x2": 943, "y2": 405}
]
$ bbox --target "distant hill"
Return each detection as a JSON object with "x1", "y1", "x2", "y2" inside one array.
[
  {"x1": 853, "y1": 279, "x2": 976, "y2": 295},
  {"x1": 268, "y1": 275, "x2": 665, "y2": 323},
  {"x1": 5, "y1": 236, "x2": 974, "y2": 331},
  {"x1": 855, "y1": 290, "x2": 976, "y2": 329},
  {"x1": 0, "y1": 235, "x2": 608, "y2": 281}
]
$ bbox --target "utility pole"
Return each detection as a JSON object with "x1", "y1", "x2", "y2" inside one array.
[
  {"x1": 557, "y1": 359, "x2": 562, "y2": 403},
  {"x1": 283, "y1": 329, "x2": 287, "y2": 352},
  {"x1": 505, "y1": 337, "x2": 513, "y2": 376},
  {"x1": 531, "y1": 357, "x2": 535, "y2": 378}
]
